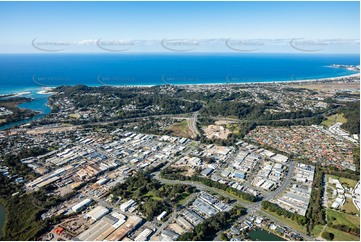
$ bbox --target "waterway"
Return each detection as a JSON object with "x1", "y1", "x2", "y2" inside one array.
[
  {"x1": 0, "y1": 204, "x2": 6, "y2": 238},
  {"x1": 0, "y1": 89, "x2": 51, "y2": 131},
  {"x1": 248, "y1": 229, "x2": 285, "y2": 241}
]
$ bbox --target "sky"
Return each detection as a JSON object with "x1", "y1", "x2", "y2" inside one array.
[{"x1": 0, "y1": 1, "x2": 359, "y2": 53}]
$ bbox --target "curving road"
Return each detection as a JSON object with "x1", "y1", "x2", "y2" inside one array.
[{"x1": 153, "y1": 160, "x2": 313, "y2": 241}]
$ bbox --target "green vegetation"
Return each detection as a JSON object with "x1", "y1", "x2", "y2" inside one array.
[
  {"x1": 342, "y1": 198, "x2": 359, "y2": 215},
  {"x1": 2, "y1": 147, "x2": 50, "y2": 180},
  {"x1": 339, "y1": 101, "x2": 360, "y2": 135},
  {"x1": 111, "y1": 170, "x2": 195, "y2": 220},
  {"x1": 328, "y1": 175, "x2": 358, "y2": 189},
  {"x1": 261, "y1": 209, "x2": 307, "y2": 234},
  {"x1": 311, "y1": 224, "x2": 324, "y2": 237},
  {"x1": 177, "y1": 206, "x2": 246, "y2": 241},
  {"x1": 320, "y1": 165, "x2": 359, "y2": 181},
  {"x1": 261, "y1": 201, "x2": 307, "y2": 226},
  {"x1": 323, "y1": 226, "x2": 360, "y2": 241},
  {"x1": 166, "y1": 119, "x2": 193, "y2": 138},
  {"x1": 321, "y1": 231, "x2": 335, "y2": 240},
  {"x1": 321, "y1": 113, "x2": 347, "y2": 127},
  {"x1": 305, "y1": 167, "x2": 326, "y2": 235},
  {"x1": 51, "y1": 85, "x2": 202, "y2": 123},
  {"x1": 327, "y1": 209, "x2": 360, "y2": 228},
  {"x1": 0, "y1": 190, "x2": 64, "y2": 240},
  {"x1": 160, "y1": 167, "x2": 258, "y2": 202},
  {"x1": 0, "y1": 97, "x2": 38, "y2": 126},
  {"x1": 191, "y1": 175, "x2": 258, "y2": 202}
]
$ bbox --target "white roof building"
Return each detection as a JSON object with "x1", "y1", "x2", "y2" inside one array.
[
  {"x1": 272, "y1": 154, "x2": 288, "y2": 163},
  {"x1": 85, "y1": 205, "x2": 109, "y2": 222},
  {"x1": 120, "y1": 199, "x2": 137, "y2": 212},
  {"x1": 72, "y1": 198, "x2": 93, "y2": 213}
]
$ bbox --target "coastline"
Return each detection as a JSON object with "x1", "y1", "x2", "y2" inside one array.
[{"x1": 27, "y1": 72, "x2": 361, "y2": 91}]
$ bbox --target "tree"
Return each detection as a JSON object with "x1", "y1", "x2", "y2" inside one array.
[
  {"x1": 321, "y1": 231, "x2": 334, "y2": 241},
  {"x1": 220, "y1": 233, "x2": 228, "y2": 241}
]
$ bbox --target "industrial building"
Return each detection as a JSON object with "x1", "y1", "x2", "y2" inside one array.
[
  {"x1": 77, "y1": 215, "x2": 118, "y2": 241},
  {"x1": 72, "y1": 198, "x2": 93, "y2": 213},
  {"x1": 85, "y1": 205, "x2": 109, "y2": 222},
  {"x1": 157, "y1": 211, "x2": 167, "y2": 221},
  {"x1": 134, "y1": 228, "x2": 153, "y2": 241},
  {"x1": 104, "y1": 215, "x2": 143, "y2": 241},
  {"x1": 120, "y1": 199, "x2": 137, "y2": 212}
]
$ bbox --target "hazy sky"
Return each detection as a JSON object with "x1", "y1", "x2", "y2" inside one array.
[{"x1": 0, "y1": 1, "x2": 359, "y2": 53}]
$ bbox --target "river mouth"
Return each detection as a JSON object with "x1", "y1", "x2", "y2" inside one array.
[{"x1": 0, "y1": 90, "x2": 51, "y2": 131}]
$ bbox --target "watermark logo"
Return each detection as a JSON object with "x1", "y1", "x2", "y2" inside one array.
[
  {"x1": 32, "y1": 38, "x2": 70, "y2": 52},
  {"x1": 225, "y1": 39, "x2": 264, "y2": 52},
  {"x1": 32, "y1": 75, "x2": 71, "y2": 86},
  {"x1": 161, "y1": 39, "x2": 200, "y2": 52},
  {"x1": 161, "y1": 74, "x2": 201, "y2": 85},
  {"x1": 225, "y1": 75, "x2": 264, "y2": 84},
  {"x1": 96, "y1": 39, "x2": 135, "y2": 52},
  {"x1": 97, "y1": 75, "x2": 136, "y2": 86},
  {"x1": 290, "y1": 38, "x2": 327, "y2": 52}
]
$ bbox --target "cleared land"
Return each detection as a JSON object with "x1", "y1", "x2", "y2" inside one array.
[
  {"x1": 321, "y1": 114, "x2": 347, "y2": 127},
  {"x1": 203, "y1": 124, "x2": 231, "y2": 139},
  {"x1": 166, "y1": 119, "x2": 193, "y2": 138}
]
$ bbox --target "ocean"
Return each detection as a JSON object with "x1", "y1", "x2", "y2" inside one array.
[
  {"x1": 0, "y1": 53, "x2": 359, "y2": 91},
  {"x1": 0, "y1": 53, "x2": 359, "y2": 130}
]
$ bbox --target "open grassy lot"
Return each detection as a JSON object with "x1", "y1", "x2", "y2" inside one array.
[
  {"x1": 328, "y1": 175, "x2": 358, "y2": 189},
  {"x1": 144, "y1": 191, "x2": 162, "y2": 201},
  {"x1": 166, "y1": 119, "x2": 193, "y2": 138},
  {"x1": 69, "y1": 113, "x2": 81, "y2": 119},
  {"x1": 323, "y1": 226, "x2": 360, "y2": 241},
  {"x1": 226, "y1": 123, "x2": 241, "y2": 135},
  {"x1": 342, "y1": 197, "x2": 359, "y2": 215},
  {"x1": 322, "y1": 113, "x2": 347, "y2": 127},
  {"x1": 311, "y1": 224, "x2": 324, "y2": 237},
  {"x1": 327, "y1": 209, "x2": 360, "y2": 228}
]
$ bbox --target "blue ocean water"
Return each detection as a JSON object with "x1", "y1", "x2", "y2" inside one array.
[
  {"x1": 0, "y1": 53, "x2": 359, "y2": 130},
  {"x1": 0, "y1": 53, "x2": 359, "y2": 90}
]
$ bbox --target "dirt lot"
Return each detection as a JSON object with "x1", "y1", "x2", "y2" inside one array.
[
  {"x1": 10, "y1": 125, "x2": 78, "y2": 135},
  {"x1": 215, "y1": 120, "x2": 236, "y2": 125},
  {"x1": 203, "y1": 124, "x2": 231, "y2": 139}
]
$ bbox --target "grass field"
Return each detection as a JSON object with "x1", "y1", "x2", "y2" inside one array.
[
  {"x1": 342, "y1": 198, "x2": 359, "y2": 215},
  {"x1": 327, "y1": 209, "x2": 360, "y2": 228},
  {"x1": 328, "y1": 175, "x2": 358, "y2": 189},
  {"x1": 323, "y1": 226, "x2": 360, "y2": 241},
  {"x1": 167, "y1": 120, "x2": 193, "y2": 138},
  {"x1": 144, "y1": 191, "x2": 162, "y2": 201},
  {"x1": 69, "y1": 113, "x2": 81, "y2": 119},
  {"x1": 322, "y1": 114, "x2": 347, "y2": 127},
  {"x1": 226, "y1": 123, "x2": 241, "y2": 135},
  {"x1": 260, "y1": 208, "x2": 307, "y2": 234},
  {"x1": 311, "y1": 224, "x2": 324, "y2": 237}
]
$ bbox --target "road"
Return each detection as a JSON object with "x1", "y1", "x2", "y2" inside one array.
[
  {"x1": 189, "y1": 111, "x2": 200, "y2": 137},
  {"x1": 151, "y1": 193, "x2": 197, "y2": 239},
  {"x1": 153, "y1": 160, "x2": 314, "y2": 241}
]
